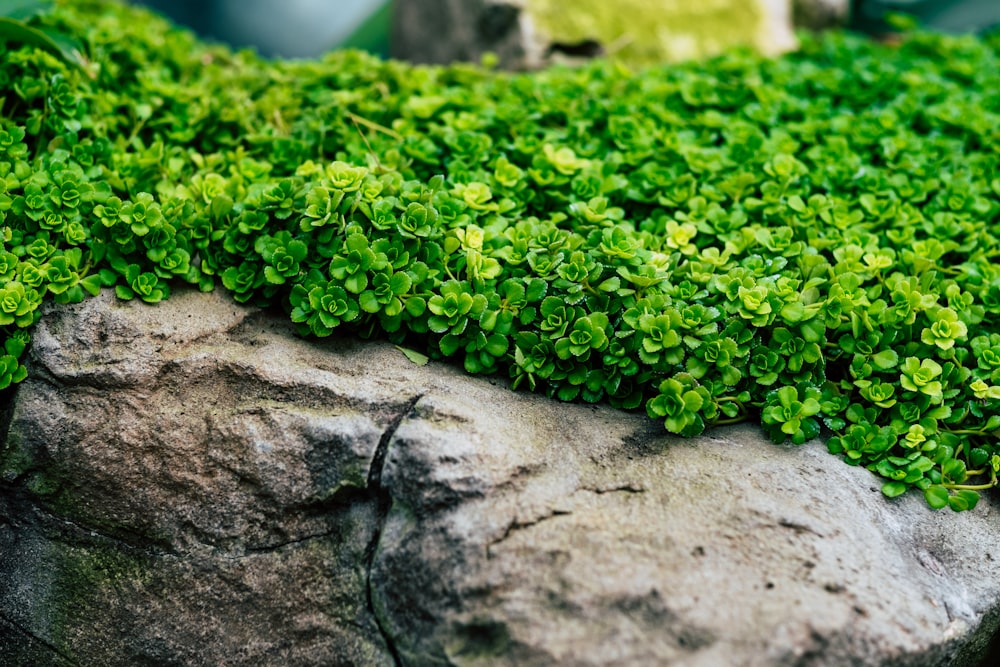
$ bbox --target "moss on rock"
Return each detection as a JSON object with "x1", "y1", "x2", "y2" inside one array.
[
  {"x1": 526, "y1": 0, "x2": 793, "y2": 63},
  {"x1": 46, "y1": 542, "x2": 149, "y2": 658}
]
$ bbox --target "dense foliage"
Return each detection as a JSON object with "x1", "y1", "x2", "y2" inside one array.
[{"x1": 1, "y1": 1, "x2": 999, "y2": 510}]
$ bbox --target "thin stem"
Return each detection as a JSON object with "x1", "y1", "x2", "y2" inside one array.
[
  {"x1": 714, "y1": 416, "x2": 749, "y2": 426},
  {"x1": 346, "y1": 112, "x2": 402, "y2": 141},
  {"x1": 943, "y1": 481, "x2": 997, "y2": 491}
]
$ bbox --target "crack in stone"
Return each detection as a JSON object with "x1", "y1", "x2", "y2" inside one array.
[
  {"x1": 941, "y1": 599, "x2": 957, "y2": 626},
  {"x1": 482, "y1": 483, "x2": 644, "y2": 559},
  {"x1": 24, "y1": 503, "x2": 176, "y2": 558},
  {"x1": 581, "y1": 484, "x2": 646, "y2": 495},
  {"x1": 241, "y1": 529, "x2": 339, "y2": 555},
  {"x1": 486, "y1": 509, "x2": 573, "y2": 558},
  {"x1": 776, "y1": 519, "x2": 825, "y2": 538},
  {"x1": 27, "y1": 492, "x2": 360, "y2": 562},
  {"x1": 0, "y1": 610, "x2": 78, "y2": 666},
  {"x1": 28, "y1": 358, "x2": 123, "y2": 391},
  {"x1": 916, "y1": 548, "x2": 945, "y2": 577},
  {"x1": 365, "y1": 393, "x2": 423, "y2": 667}
]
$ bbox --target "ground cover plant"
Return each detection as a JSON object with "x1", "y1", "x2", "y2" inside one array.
[{"x1": 1, "y1": 0, "x2": 999, "y2": 511}]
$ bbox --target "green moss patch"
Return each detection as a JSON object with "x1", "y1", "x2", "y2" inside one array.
[{"x1": 527, "y1": 0, "x2": 770, "y2": 63}]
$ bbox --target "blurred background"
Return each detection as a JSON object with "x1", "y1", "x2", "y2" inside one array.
[
  {"x1": 127, "y1": 0, "x2": 393, "y2": 58},
  {"x1": 851, "y1": 0, "x2": 1000, "y2": 33},
  {"x1": 127, "y1": 0, "x2": 1000, "y2": 60}
]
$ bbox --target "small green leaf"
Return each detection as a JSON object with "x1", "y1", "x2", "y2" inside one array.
[
  {"x1": 970, "y1": 448, "x2": 989, "y2": 469},
  {"x1": 924, "y1": 486, "x2": 949, "y2": 510},
  {"x1": 4, "y1": 336, "x2": 25, "y2": 358},
  {"x1": 881, "y1": 481, "x2": 907, "y2": 498},
  {"x1": 395, "y1": 345, "x2": 429, "y2": 366},
  {"x1": 948, "y1": 491, "x2": 979, "y2": 512},
  {"x1": 0, "y1": 17, "x2": 86, "y2": 68},
  {"x1": 484, "y1": 334, "x2": 508, "y2": 357},
  {"x1": 80, "y1": 274, "x2": 103, "y2": 297},
  {"x1": 98, "y1": 269, "x2": 119, "y2": 286},
  {"x1": 871, "y1": 349, "x2": 898, "y2": 370},
  {"x1": 439, "y1": 334, "x2": 462, "y2": 356},
  {"x1": 405, "y1": 297, "x2": 427, "y2": 317}
]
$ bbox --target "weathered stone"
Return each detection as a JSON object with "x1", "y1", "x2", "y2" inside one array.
[
  {"x1": 1, "y1": 289, "x2": 998, "y2": 666},
  {"x1": 0, "y1": 291, "x2": 402, "y2": 666},
  {"x1": 392, "y1": 0, "x2": 849, "y2": 69},
  {"x1": 376, "y1": 410, "x2": 1000, "y2": 665}
]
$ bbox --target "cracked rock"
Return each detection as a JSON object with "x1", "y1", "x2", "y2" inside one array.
[
  {"x1": 372, "y1": 389, "x2": 1000, "y2": 666},
  {"x1": 0, "y1": 290, "x2": 403, "y2": 667},
  {"x1": 2, "y1": 289, "x2": 999, "y2": 666}
]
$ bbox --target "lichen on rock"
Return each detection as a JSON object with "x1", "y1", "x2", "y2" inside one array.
[{"x1": 526, "y1": 0, "x2": 793, "y2": 64}]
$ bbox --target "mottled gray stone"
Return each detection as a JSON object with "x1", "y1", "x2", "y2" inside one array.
[
  {"x1": 376, "y1": 408, "x2": 1000, "y2": 666},
  {"x1": 393, "y1": 0, "x2": 532, "y2": 67},
  {"x1": 1, "y1": 289, "x2": 998, "y2": 666},
  {"x1": 0, "y1": 291, "x2": 401, "y2": 666}
]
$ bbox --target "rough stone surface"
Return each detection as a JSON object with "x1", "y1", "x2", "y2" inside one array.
[
  {"x1": 1, "y1": 289, "x2": 999, "y2": 666},
  {"x1": 0, "y1": 291, "x2": 400, "y2": 667},
  {"x1": 392, "y1": 0, "x2": 848, "y2": 69}
]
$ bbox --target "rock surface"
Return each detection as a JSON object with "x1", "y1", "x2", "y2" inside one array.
[
  {"x1": 392, "y1": 0, "x2": 848, "y2": 69},
  {"x1": 1, "y1": 289, "x2": 998, "y2": 666}
]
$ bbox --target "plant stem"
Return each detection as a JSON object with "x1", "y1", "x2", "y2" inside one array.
[
  {"x1": 942, "y1": 482, "x2": 997, "y2": 491},
  {"x1": 346, "y1": 111, "x2": 402, "y2": 140}
]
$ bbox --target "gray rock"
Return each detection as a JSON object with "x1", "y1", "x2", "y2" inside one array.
[
  {"x1": 0, "y1": 290, "x2": 402, "y2": 666},
  {"x1": 1, "y1": 289, "x2": 998, "y2": 666},
  {"x1": 392, "y1": 0, "x2": 532, "y2": 68}
]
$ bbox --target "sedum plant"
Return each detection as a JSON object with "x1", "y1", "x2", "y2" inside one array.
[{"x1": 0, "y1": 0, "x2": 999, "y2": 512}]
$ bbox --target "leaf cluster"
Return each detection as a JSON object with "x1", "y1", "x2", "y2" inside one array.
[{"x1": 1, "y1": 1, "x2": 999, "y2": 511}]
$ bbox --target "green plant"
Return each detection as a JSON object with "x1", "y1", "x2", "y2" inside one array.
[{"x1": 1, "y1": 0, "x2": 999, "y2": 511}]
